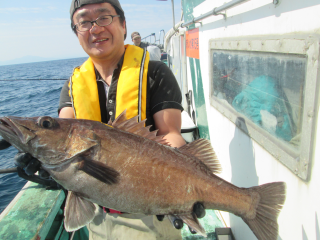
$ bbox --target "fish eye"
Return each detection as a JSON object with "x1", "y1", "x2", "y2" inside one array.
[{"x1": 37, "y1": 116, "x2": 55, "y2": 129}]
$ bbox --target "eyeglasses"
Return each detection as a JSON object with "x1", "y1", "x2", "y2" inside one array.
[{"x1": 73, "y1": 15, "x2": 120, "y2": 32}]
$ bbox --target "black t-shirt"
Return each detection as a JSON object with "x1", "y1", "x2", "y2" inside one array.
[{"x1": 58, "y1": 60, "x2": 183, "y2": 130}]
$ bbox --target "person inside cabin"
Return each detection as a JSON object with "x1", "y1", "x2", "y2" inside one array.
[
  {"x1": 131, "y1": 31, "x2": 149, "y2": 48},
  {"x1": 0, "y1": 0, "x2": 207, "y2": 240}
]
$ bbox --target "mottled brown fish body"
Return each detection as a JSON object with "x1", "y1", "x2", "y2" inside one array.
[
  {"x1": 47, "y1": 125, "x2": 256, "y2": 218},
  {"x1": 0, "y1": 113, "x2": 286, "y2": 240}
]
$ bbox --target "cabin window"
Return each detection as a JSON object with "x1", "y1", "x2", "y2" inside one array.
[
  {"x1": 209, "y1": 38, "x2": 319, "y2": 180},
  {"x1": 212, "y1": 50, "x2": 306, "y2": 147}
]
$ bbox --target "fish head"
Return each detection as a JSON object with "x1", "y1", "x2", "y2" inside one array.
[{"x1": 0, "y1": 116, "x2": 99, "y2": 165}]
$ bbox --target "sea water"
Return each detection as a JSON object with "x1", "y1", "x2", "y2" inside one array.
[{"x1": 0, "y1": 57, "x2": 87, "y2": 213}]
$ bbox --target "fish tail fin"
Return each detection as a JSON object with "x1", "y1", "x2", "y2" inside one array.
[{"x1": 242, "y1": 182, "x2": 286, "y2": 240}]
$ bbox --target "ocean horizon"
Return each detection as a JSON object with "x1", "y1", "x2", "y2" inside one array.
[{"x1": 0, "y1": 56, "x2": 88, "y2": 67}]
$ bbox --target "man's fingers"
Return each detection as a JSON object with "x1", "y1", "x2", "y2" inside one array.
[
  {"x1": 188, "y1": 226, "x2": 197, "y2": 234},
  {"x1": 156, "y1": 215, "x2": 165, "y2": 221},
  {"x1": 0, "y1": 139, "x2": 11, "y2": 150},
  {"x1": 193, "y1": 202, "x2": 206, "y2": 218},
  {"x1": 173, "y1": 219, "x2": 184, "y2": 229},
  {"x1": 39, "y1": 169, "x2": 50, "y2": 179},
  {"x1": 14, "y1": 153, "x2": 33, "y2": 168},
  {"x1": 167, "y1": 215, "x2": 184, "y2": 230},
  {"x1": 25, "y1": 158, "x2": 41, "y2": 176}
]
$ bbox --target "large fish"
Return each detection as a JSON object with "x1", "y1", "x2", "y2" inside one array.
[{"x1": 0, "y1": 111, "x2": 286, "y2": 240}]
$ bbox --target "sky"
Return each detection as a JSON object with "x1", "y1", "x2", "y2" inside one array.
[{"x1": 0, "y1": 0, "x2": 182, "y2": 63}]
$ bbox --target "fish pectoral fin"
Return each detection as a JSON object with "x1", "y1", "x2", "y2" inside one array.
[
  {"x1": 178, "y1": 213, "x2": 207, "y2": 237},
  {"x1": 78, "y1": 158, "x2": 120, "y2": 184},
  {"x1": 64, "y1": 191, "x2": 96, "y2": 232}
]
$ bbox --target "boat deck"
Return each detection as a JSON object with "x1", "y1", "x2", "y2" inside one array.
[
  {"x1": 0, "y1": 181, "x2": 223, "y2": 239},
  {"x1": 0, "y1": 181, "x2": 89, "y2": 240}
]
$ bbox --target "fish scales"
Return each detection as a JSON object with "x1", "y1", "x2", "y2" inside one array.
[
  {"x1": 50, "y1": 142, "x2": 249, "y2": 217},
  {"x1": 50, "y1": 126, "x2": 213, "y2": 214},
  {"x1": 0, "y1": 111, "x2": 286, "y2": 239}
]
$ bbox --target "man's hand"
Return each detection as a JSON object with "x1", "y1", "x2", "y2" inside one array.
[
  {"x1": 0, "y1": 138, "x2": 60, "y2": 189},
  {"x1": 14, "y1": 152, "x2": 42, "y2": 176},
  {"x1": 156, "y1": 202, "x2": 206, "y2": 233},
  {"x1": 0, "y1": 139, "x2": 11, "y2": 150}
]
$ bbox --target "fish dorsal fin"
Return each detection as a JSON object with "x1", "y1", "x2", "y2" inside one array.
[
  {"x1": 64, "y1": 191, "x2": 96, "y2": 232},
  {"x1": 178, "y1": 139, "x2": 222, "y2": 174},
  {"x1": 109, "y1": 110, "x2": 170, "y2": 146}
]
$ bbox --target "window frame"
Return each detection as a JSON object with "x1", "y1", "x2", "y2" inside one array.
[{"x1": 208, "y1": 36, "x2": 320, "y2": 181}]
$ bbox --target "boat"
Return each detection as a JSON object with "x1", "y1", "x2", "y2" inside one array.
[
  {"x1": 1, "y1": 0, "x2": 319, "y2": 239},
  {"x1": 164, "y1": 0, "x2": 320, "y2": 239}
]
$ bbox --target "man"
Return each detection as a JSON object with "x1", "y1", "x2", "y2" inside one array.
[
  {"x1": 0, "y1": 0, "x2": 206, "y2": 239},
  {"x1": 132, "y1": 32, "x2": 161, "y2": 61},
  {"x1": 60, "y1": 0, "x2": 185, "y2": 147},
  {"x1": 59, "y1": 0, "x2": 206, "y2": 239},
  {"x1": 131, "y1": 31, "x2": 149, "y2": 48}
]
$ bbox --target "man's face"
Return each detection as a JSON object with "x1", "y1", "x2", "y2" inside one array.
[
  {"x1": 132, "y1": 36, "x2": 141, "y2": 46},
  {"x1": 73, "y1": 3, "x2": 126, "y2": 61}
]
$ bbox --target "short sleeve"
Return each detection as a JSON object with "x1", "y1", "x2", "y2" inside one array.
[
  {"x1": 147, "y1": 61, "x2": 184, "y2": 115},
  {"x1": 58, "y1": 80, "x2": 72, "y2": 114}
]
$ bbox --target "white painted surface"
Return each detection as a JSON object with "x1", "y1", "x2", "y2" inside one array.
[{"x1": 168, "y1": 0, "x2": 320, "y2": 239}]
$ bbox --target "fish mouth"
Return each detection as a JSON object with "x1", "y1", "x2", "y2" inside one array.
[
  {"x1": 0, "y1": 117, "x2": 36, "y2": 145},
  {"x1": 0, "y1": 117, "x2": 18, "y2": 136}
]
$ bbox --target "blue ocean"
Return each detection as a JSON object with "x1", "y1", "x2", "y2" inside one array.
[{"x1": 0, "y1": 57, "x2": 87, "y2": 213}]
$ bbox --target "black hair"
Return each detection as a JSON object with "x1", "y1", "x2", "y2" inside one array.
[{"x1": 71, "y1": 4, "x2": 126, "y2": 40}]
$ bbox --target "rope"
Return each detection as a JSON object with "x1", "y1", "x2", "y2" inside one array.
[{"x1": 0, "y1": 167, "x2": 18, "y2": 174}]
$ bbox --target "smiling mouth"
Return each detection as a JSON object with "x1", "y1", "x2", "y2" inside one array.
[{"x1": 94, "y1": 38, "x2": 109, "y2": 43}]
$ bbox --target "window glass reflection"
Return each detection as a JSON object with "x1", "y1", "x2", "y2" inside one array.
[{"x1": 211, "y1": 51, "x2": 306, "y2": 150}]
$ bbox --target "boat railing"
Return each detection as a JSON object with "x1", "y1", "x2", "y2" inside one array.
[
  {"x1": 141, "y1": 33, "x2": 156, "y2": 44},
  {"x1": 181, "y1": 0, "x2": 253, "y2": 28}
]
